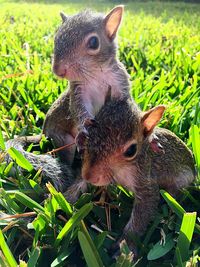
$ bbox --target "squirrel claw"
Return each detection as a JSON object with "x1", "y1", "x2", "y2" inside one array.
[
  {"x1": 76, "y1": 118, "x2": 98, "y2": 153},
  {"x1": 110, "y1": 239, "x2": 135, "y2": 262},
  {"x1": 75, "y1": 128, "x2": 89, "y2": 153}
]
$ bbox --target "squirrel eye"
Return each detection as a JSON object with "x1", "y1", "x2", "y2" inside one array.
[
  {"x1": 87, "y1": 36, "x2": 99, "y2": 50},
  {"x1": 124, "y1": 144, "x2": 137, "y2": 158}
]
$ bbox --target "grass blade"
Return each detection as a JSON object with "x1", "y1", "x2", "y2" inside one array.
[
  {"x1": 160, "y1": 190, "x2": 185, "y2": 218},
  {"x1": 0, "y1": 188, "x2": 21, "y2": 213},
  {"x1": 147, "y1": 234, "x2": 175, "y2": 261},
  {"x1": 27, "y1": 247, "x2": 41, "y2": 267},
  {"x1": 46, "y1": 182, "x2": 72, "y2": 216},
  {"x1": 14, "y1": 191, "x2": 44, "y2": 212},
  {"x1": 176, "y1": 212, "x2": 196, "y2": 263},
  {"x1": 55, "y1": 203, "x2": 93, "y2": 246},
  {"x1": 160, "y1": 190, "x2": 200, "y2": 235},
  {"x1": 0, "y1": 229, "x2": 18, "y2": 267},
  {"x1": 0, "y1": 129, "x2": 6, "y2": 150},
  {"x1": 190, "y1": 125, "x2": 200, "y2": 175},
  {"x1": 115, "y1": 240, "x2": 134, "y2": 267},
  {"x1": 7, "y1": 147, "x2": 33, "y2": 172},
  {"x1": 79, "y1": 220, "x2": 104, "y2": 267},
  {"x1": 175, "y1": 247, "x2": 184, "y2": 267},
  {"x1": 78, "y1": 231, "x2": 103, "y2": 267},
  {"x1": 50, "y1": 247, "x2": 74, "y2": 267}
]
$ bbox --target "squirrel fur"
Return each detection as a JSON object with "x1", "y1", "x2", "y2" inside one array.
[
  {"x1": 42, "y1": 6, "x2": 130, "y2": 164},
  {"x1": 2, "y1": 6, "x2": 196, "y2": 254},
  {"x1": 80, "y1": 94, "x2": 195, "y2": 250},
  {"x1": 4, "y1": 94, "x2": 195, "y2": 252}
]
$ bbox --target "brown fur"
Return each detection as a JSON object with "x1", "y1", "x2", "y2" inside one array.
[
  {"x1": 43, "y1": 6, "x2": 130, "y2": 164},
  {"x1": 5, "y1": 94, "x2": 195, "y2": 254},
  {"x1": 81, "y1": 97, "x2": 195, "y2": 250}
]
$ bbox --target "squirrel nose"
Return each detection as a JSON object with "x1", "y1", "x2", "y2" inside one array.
[
  {"x1": 53, "y1": 63, "x2": 67, "y2": 78},
  {"x1": 82, "y1": 172, "x2": 99, "y2": 184}
]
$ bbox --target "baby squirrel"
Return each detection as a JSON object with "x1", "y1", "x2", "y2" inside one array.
[
  {"x1": 2, "y1": 5, "x2": 195, "y2": 255},
  {"x1": 4, "y1": 90, "x2": 195, "y2": 253},
  {"x1": 42, "y1": 5, "x2": 130, "y2": 164},
  {"x1": 79, "y1": 91, "x2": 195, "y2": 251},
  {"x1": 3, "y1": 5, "x2": 130, "y2": 202}
]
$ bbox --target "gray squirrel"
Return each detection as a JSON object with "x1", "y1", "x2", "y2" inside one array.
[
  {"x1": 4, "y1": 91, "x2": 195, "y2": 253},
  {"x1": 79, "y1": 93, "x2": 196, "y2": 252},
  {"x1": 42, "y1": 5, "x2": 130, "y2": 164},
  {"x1": 1, "y1": 5, "x2": 195, "y2": 254},
  {"x1": 4, "y1": 5, "x2": 131, "y2": 202}
]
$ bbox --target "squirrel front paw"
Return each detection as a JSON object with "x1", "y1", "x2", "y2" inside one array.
[
  {"x1": 75, "y1": 127, "x2": 89, "y2": 154},
  {"x1": 75, "y1": 118, "x2": 98, "y2": 153},
  {"x1": 110, "y1": 238, "x2": 136, "y2": 263}
]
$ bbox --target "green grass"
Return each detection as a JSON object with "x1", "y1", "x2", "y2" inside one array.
[{"x1": 0, "y1": 0, "x2": 200, "y2": 266}]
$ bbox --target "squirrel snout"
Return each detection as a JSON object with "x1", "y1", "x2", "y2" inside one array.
[
  {"x1": 53, "y1": 62, "x2": 67, "y2": 78},
  {"x1": 82, "y1": 171, "x2": 99, "y2": 184},
  {"x1": 83, "y1": 176, "x2": 99, "y2": 185},
  {"x1": 82, "y1": 169, "x2": 111, "y2": 187}
]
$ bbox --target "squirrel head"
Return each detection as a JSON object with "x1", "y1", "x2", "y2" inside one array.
[
  {"x1": 52, "y1": 6, "x2": 124, "y2": 80},
  {"x1": 81, "y1": 97, "x2": 165, "y2": 188}
]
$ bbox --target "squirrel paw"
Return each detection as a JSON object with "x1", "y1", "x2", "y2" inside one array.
[
  {"x1": 110, "y1": 238, "x2": 136, "y2": 262},
  {"x1": 75, "y1": 128, "x2": 89, "y2": 154},
  {"x1": 76, "y1": 118, "x2": 98, "y2": 153}
]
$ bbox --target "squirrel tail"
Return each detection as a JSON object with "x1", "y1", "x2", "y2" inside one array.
[{"x1": 3, "y1": 136, "x2": 74, "y2": 192}]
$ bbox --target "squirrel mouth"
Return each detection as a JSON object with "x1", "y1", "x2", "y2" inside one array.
[
  {"x1": 82, "y1": 165, "x2": 113, "y2": 186},
  {"x1": 59, "y1": 71, "x2": 80, "y2": 81},
  {"x1": 53, "y1": 64, "x2": 72, "y2": 79},
  {"x1": 58, "y1": 69, "x2": 69, "y2": 79}
]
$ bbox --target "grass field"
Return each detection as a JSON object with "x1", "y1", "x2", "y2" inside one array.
[{"x1": 0, "y1": 0, "x2": 200, "y2": 266}]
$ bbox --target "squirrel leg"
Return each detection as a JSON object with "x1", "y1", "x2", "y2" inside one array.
[
  {"x1": 42, "y1": 89, "x2": 77, "y2": 164},
  {"x1": 123, "y1": 180, "x2": 160, "y2": 256},
  {"x1": 70, "y1": 84, "x2": 95, "y2": 151}
]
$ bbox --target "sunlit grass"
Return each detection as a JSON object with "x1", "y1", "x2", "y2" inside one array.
[{"x1": 0, "y1": 1, "x2": 200, "y2": 266}]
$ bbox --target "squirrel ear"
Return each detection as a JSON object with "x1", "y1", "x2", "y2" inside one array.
[
  {"x1": 60, "y1": 11, "x2": 67, "y2": 23},
  {"x1": 104, "y1": 5, "x2": 124, "y2": 40},
  {"x1": 141, "y1": 105, "x2": 165, "y2": 136}
]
